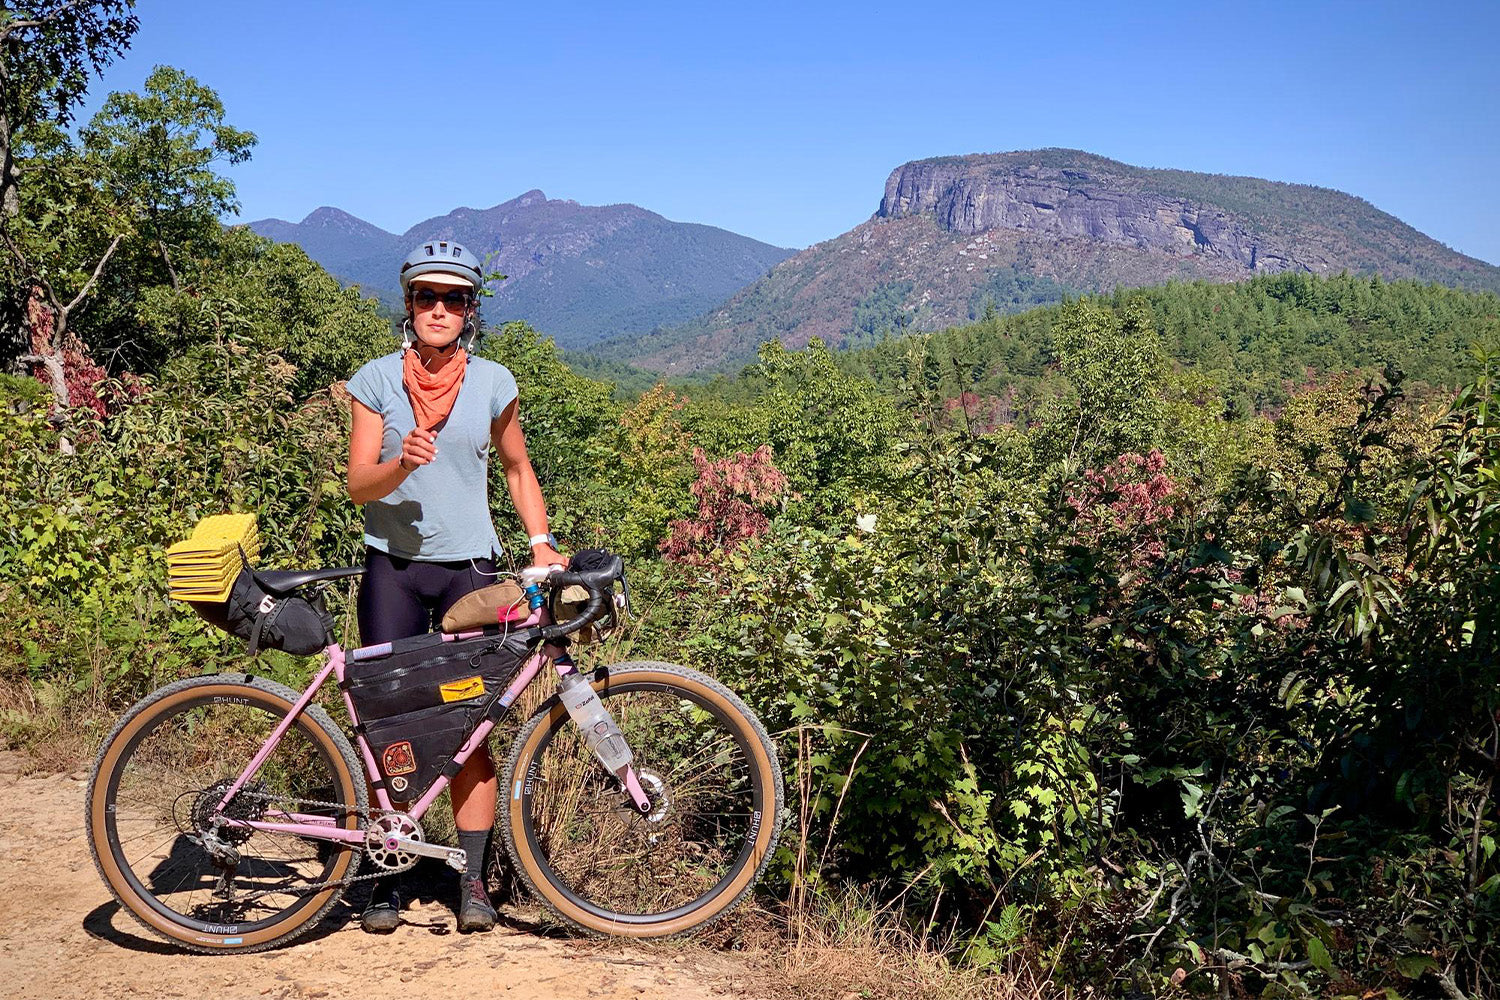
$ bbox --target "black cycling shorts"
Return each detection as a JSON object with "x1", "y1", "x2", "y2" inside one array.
[{"x1": 356, "y1": 547, "x2": 499, "y2": 645}]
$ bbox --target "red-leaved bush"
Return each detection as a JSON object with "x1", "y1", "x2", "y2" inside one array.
[
  {"x1": 26, "y1": 292, "x2": 124, "y2": 419},
  {"x1": 941, "y1": 390, "x2": 1015, "y2": 434},
  {"x1": 1064, "y1": 449, "x2": 1178, "y2": 575},
  {"x1": 660, "y1": 445, "x2": 788, "y2": 566}
]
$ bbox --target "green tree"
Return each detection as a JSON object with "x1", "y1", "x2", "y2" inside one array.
[
  {"x1": 7, "y1": 65, "x2": 258, "y2": 411},
  {"x1": 5, "y1": 117, "x2": 127, "y2": 413},
  {"x1": 0, "y1": 0, "x2": 137, "y2": 220},
  {"x1": 81, "y1": 64, "x2": 255, "y2": 289},
  {"x1": 1050, "y1": 298, "x2": 1167, "y2": 463}
]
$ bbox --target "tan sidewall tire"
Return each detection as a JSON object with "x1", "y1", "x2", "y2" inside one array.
[
  {"x1": 86, "y1": 675, "x2": 363, "y2": 953},
  {"x1": 502, "y1": 662, "x2": 783, "y2": 937}
]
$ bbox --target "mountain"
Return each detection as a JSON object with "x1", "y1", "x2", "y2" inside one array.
[
  {"x1": 248, "y1": 207, "x2": 409, "y2": 300},
  {"x1": 247, "y1": 192, "x2": 795, "y2": 349},
  {"x1": 600, "y1": 149, "x2": 1500, "y2": 374}
]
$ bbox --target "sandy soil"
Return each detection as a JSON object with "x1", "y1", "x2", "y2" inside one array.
[{"x1": 0, "y1": 753, "x2": 773, "y2": 1000}]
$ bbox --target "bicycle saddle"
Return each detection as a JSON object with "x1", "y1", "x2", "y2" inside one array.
[{"x1": 252, "y1": 565, "x2": 365, "y2": 594}]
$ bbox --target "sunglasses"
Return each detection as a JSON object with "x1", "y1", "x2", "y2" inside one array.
[{"x1": 410, "y1": 288, "x2": 474, "y2": 311}]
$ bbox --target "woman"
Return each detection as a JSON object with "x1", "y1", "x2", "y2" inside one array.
[{"x1": 345, "y1": 240, "x2": 563, "y2": 933}]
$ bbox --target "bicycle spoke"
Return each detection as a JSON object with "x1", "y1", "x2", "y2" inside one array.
[
  {"x1": 518, "y1": 681, "x2": 765, "y2": 918},
  {"x1": 95, "y1": 687, "x2": 358, "y2": 941}
]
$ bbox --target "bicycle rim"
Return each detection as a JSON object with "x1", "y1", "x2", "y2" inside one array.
[
  {"x1": 504, "y1": 663, "x2": 782, "y2": 936},
  {"x1": 87, "y1": 678, "x2": 362, "y2": 951}
]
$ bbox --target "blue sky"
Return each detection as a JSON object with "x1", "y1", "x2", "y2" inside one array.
[{"x1": 80, "y1": 0, "x2": 1500, "y2": 263}]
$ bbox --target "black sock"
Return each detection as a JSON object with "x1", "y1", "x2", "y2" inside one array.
[{"x1": 457, "y1": 828, "x2": 489, "y2": 882}]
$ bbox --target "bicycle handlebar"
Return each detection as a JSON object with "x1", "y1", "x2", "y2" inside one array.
[{"x1": 535, "y1": 553, "x2": 625, "y2": 643}]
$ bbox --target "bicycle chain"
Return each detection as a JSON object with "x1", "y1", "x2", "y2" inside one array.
[{"x1": 206, "y1": 790, "x2": 411, "y2": 906}]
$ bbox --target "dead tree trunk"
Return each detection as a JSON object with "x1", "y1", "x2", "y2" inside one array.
[{"x1": 11, "y1": 232, "x2": 123, "y2": 417}]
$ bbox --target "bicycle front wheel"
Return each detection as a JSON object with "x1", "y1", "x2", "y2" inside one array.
[
  {"x1": 500, "y1": 661, "x2": 784, "y2": 937},
  {"x1": 86, "y1": 673, "x2": 365, "y2": 953}
]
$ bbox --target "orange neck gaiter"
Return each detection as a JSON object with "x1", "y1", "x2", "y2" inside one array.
[{"x1": 402, "y1": 346, "x2": 468, "y2": 431}]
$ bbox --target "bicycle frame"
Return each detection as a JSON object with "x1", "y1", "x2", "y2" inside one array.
[{"x1": 210, "y1": 620, "x2": 651, "y2": 845}]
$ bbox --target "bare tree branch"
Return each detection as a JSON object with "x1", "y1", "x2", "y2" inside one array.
[
  {"x1": 14, "y1": 351, "x2": 66, "y2": 410},
  {"x1": 1435, "y1": 970, "x2": 1469, "y2": 1000},
  {"x1": 0, "y1": 18, "x2": 44, "y2": 39},
  {"x1": 1168, "y1": 942, "x2": 1314, "y2": 974},
  {"x1": 1, "y1": 228, "x2": 61, "y2": 311},
  {"x1": 63, "y1": 232, "x2": 122, "y2": 312},
  {"x1": 157, "y1": 239, "x2": 180, "y2": 291}
]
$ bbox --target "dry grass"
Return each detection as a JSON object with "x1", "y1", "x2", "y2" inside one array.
[
  {"x1": 746, "y1": 725, "x2": 1056, "y2": 1000},
  {"x1": 769, "y1": 887, "x2": 1052, "y2": 1000},
  {"x1": 0, "y1": 676, "x2": 110, "y2": 772}
]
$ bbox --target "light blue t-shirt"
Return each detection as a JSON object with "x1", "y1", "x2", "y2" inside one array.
[{"x1": 346, "y1": 351, "x2": 518, "y2": 561}]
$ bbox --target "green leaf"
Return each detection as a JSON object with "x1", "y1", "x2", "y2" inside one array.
[
  {"x1": 1180, "y1": 781, "x2": 1205, "y2": 818},
  {"x1": 1305, "y1": 936, "x2": 1334, "y2": 973},
  {"x1": 1393, "y1": 954, "x2": 1438, "y2": 978}
]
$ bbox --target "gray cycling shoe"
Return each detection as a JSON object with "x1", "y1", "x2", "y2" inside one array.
[
  {"x1": 457, "y1": 875, "x2": 496, "y2": 932},
  {"x1": 360, "y1": 878, "x2": 401, "y2": 933}
]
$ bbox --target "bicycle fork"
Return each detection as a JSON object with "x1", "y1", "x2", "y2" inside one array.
[{"x1": 554, "y1": 658, "x2": 653, "y2": 815}]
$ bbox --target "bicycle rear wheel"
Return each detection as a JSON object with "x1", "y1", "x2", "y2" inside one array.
[
  {"x1": 86, "y1": 673, "x2": 365, "y2": 953},
  {"x1": 500, "y1": 661, "x2": 784, "y2": 937}
]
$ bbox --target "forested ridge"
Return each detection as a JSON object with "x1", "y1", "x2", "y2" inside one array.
[
  {"x1": 843, "y1": 273, "x2": 1500, "y2": 416},
  {"x1": 6, "y1": 5, "x2": 1500, "y2": 998}
]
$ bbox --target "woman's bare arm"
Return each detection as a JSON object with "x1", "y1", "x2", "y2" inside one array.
[
  {"x1": 347, "y1": 399, "x2": 434, "y2": 504},
  {"x1": 491, "y1": 399, "x2": 564, "y2": 566}
]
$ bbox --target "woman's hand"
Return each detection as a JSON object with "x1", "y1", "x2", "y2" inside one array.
[
  {"x1": 399, "y1": 427, "x2": 437, "y2": 471},
  {"x1": 530, "y1": 544, "x2": 566, "y2": 569},
  {"x1": 349, "y1": 400, "x2": 432, "y2": 504}
]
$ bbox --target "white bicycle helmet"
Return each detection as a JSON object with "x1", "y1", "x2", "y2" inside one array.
[{"x1": 399, "y1": 240, "x2": 484, "y2": 296}]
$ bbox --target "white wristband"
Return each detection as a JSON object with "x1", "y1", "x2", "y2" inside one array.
[{"x1": 529, "y1": 532, "x2": 556, "y2": 548}]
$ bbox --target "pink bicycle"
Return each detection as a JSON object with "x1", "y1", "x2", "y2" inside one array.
[{"x1": 85, "y1": 555, "x2": 784, "y2": 952}]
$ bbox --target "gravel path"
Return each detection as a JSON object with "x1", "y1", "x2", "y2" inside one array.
[{"x1": 0, "y1": 753, "x2": 764, "y2": 1000}]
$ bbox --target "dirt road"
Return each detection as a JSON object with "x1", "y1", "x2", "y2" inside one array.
[{"x1": 0, "y1": 753, "x2": 770, "y2": 1000}]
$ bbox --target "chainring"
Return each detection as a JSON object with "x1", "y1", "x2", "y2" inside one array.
[{"x1": 364, "y1": 813, "x2": 423, "y2": 873}]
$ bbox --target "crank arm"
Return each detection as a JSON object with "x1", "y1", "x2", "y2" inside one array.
[{"x1": 383, "y1": 836, "x2": 468, "y2": 872}]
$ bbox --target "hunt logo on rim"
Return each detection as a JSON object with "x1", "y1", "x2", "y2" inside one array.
[
  {"x1": 440, "y1": 676, "x2": 485, "y2": 702},
  {"x1": 382, "y1": 741, "x2": 417, "y2": 777}
]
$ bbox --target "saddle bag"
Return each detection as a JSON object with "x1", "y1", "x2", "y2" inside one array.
[{"x1": 189, "y1": 568, "x2": 334, "y2": 656}]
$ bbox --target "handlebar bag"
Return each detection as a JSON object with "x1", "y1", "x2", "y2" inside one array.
[
  {"x1": 188, "y1": 568, "x2": 334, "y2": 656},
  {"x1": 548, "y1": 548, "x2": 625, "y2": 644},
  {"x1": 343, "y1": 629, "x2": 535, "y2": 723}
]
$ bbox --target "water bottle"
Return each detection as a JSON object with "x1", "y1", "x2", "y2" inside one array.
[{"x1": 556, "y1": 670, "x2": 633, "y2": 774}]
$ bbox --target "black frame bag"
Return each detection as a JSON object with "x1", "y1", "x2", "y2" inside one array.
[
  {"x1": 342, "y1": 629, "x2": 535, "y2": 721},
  {"x1": 189, "y1": 568, "x2": 335, "y2": 656},
  {"x1": 343, "y1": 629, "x2": 537, "y2": 803},
  {"x1": 362, "y1": 701, "x2": 485, "y2": 804}
]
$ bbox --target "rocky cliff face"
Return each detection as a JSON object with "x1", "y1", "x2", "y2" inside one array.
[
  {"x1": 605, "y1": 149, "x2": 1500, "y2": 374},
  {"x1": 879, "y1": 154, "x2": 1303, "y2": 273}
]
